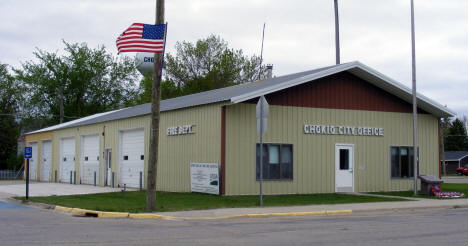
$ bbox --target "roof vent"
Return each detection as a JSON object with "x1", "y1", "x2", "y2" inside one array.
[{"x1": 266, "y1": 64, "x2": 273, "y2": 79}]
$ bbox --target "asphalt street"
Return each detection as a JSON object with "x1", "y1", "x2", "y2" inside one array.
[{"x1": 1, "y1": 200, "x2": 467, "y2": 246}]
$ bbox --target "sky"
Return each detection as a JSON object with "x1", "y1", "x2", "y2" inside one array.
[{"x1": 1, "y1": 0, "x2": 467, "y2": 117}]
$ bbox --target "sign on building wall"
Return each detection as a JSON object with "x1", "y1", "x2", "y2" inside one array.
[
  {"x1": 304, "y1": 124, "x2": 384, "y2": 136},
  {"x1": 190, "y1": 163, "x2": 219, "y2": 195},
  {"x1": 167, "y1": 125, "x2": 195, "y2": 136}
]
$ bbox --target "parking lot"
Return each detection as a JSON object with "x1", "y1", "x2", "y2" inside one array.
[{"x1": 0, "y1": 180, "x2": 133, "y2": 199}]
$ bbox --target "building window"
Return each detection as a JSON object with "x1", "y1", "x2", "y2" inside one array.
[
  {"x1": 391, "y1": 146, "x2": 418, "y2": 178},
  {"x1": 256, "y1": 144, "x2": 293, "y2": 180}
]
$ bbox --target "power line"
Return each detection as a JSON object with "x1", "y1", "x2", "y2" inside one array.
[{"x1": 0, "y1": 113, "x2": 80, "y2": 119}]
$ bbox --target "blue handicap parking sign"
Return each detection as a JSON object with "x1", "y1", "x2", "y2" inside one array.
[{"x1": 24, "y1": 147, "x2": 32, "y2": 159}]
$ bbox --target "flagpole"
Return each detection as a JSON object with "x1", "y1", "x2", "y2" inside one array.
[
  {"x1": 147, "y1": 0, "x2": 165, "y2": 212},
  {"x1": 410, "y1": 0, "x2": 419, "y2": 196},
  {"x1": 334, "y1": 0, "x2": 340, "y2": 65}
]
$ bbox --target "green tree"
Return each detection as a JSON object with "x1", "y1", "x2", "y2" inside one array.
[
  {"x1": 16, "y1": 41, "x2": 140, "y2": 129},
  {"x1": 165, "y1": 35, "x2": 266, "y2": 95},
  {"x1": 445, "y1": 118, "x2": 468, "y2": 151},
  {"x1": 0, "y1": 63, "x2": 21, "y2": 170},
  {"x1": 136, "y1": 35, "x2": 267, "y2": 103}
]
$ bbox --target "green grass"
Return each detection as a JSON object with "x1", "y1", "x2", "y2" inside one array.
[
  {"x1": 19, "y1": 191, "x2": 407, "y2": 213},
  {"x1": 370, "y1": 183, "x2": 468, "y2": 199},
  {"x1": 442, "y1": 183, "x2": 468, "y2": 194}
]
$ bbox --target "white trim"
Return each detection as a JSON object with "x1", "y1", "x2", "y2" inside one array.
[{"x1": 26, "y1": 109, "x2": 123, "y2": 135}]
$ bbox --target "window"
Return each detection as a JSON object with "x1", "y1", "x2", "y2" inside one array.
[
  {"x1": 391, "y1": 146, "x2": 418, "y2": 178},
  {"x1": 256, "y1": 144, "x2": 293, "y2": 180},
  {"x1": 339, "y1": 149, "x2": 349, "y2": 170}
]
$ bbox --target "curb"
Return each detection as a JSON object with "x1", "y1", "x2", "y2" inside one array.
[
  {"x1": 352, "y1": 204, "x2": 468, "y2": 214},
  {"x1": 53, "y1": 205, "x2": 352, "y2": 220}
]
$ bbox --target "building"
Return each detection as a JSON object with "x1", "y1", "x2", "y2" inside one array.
[
  {"x1": 442, "y1": 151, "x2": 468, "y2": 174},
  {"x1": 24, "y1": 61, "x2": 455, "y2": 195}
]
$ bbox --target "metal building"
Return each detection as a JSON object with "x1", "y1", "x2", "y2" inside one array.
[{"x1": 24, "y1": 62, "x2": 455, "y2": 195}]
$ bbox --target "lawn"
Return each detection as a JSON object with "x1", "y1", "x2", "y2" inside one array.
[
  {"x1": 20, "y1": 191, "x2": 408, "y2": 213},
  {"x1": 370, "y1": 183, "x2": 468, "y2": 198}
]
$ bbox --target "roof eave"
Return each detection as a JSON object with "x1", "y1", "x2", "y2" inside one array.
[{"x1": 231, "y1": 61, "x2": 455, "y2": 118}]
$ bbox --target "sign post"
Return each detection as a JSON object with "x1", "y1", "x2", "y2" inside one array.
[
  {"x1": 24, "y1": 147, "x2": 32, "y2": 200},
  {"x1": 256, "y1": 95, "x2": 269, "y2": 206}
]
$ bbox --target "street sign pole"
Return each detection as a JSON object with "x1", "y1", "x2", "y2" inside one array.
[
  {"x1": 259, "y1": 98, "x2": 264, "y2": 207},
  {"x1": 24, "y1": 146, "x2": 32, "y2": 200},
  {"x1": 26, "y1": 159, "x2": 29, "y2": 200}
]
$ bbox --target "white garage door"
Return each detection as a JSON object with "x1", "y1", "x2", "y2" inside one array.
[
  {"x1": 28, "y1": 142, "x2": 38, "y2": 180},
  {"x1": 119, "y1": 129, "x2": 144, "y2": 188},
  {"x1": 60, "y1": 137, "x2": 75, "y2": 183},
  {"x1": 81, "y1": 134, "x2": 100, "y2": 185},
  {"x1": 40, "y1": 140, "x2": 52, "y2": 181}
]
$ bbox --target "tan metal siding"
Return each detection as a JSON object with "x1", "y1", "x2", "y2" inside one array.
[
  {"x1": 53, "y1": 116, "x2": 150, "y2": 186},
  {"x1": 24, "y1": 131, "x2": 54, "y2": 181},
  {"x1": 157, "y1": 104, "x2": 221, "y2": 192},
  {"x1": 51, "y1": 103, "x2": 221, "y2": 190},
  {"x1": 225, "y1": 103, "x2": 439, "y2": 195}
]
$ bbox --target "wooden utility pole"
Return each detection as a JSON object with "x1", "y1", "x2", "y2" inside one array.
[
  {"x1": 59, "y1": 85, "x2": 64, "y2": 123},
  {"x1": 146, "y1": 0, "x2": 165, "y2": 212}
]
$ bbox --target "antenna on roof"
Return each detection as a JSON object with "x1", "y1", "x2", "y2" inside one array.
[{"x1": 258, "y1": 23, "x2": 266, "y2": 80}]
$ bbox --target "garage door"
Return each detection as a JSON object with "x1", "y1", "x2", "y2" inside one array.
[
  {"x1": 60, "y1": 137, "x2": 75, "y2": 183},
  {"x1": 28, "y1": 142, "x2": 38, "y2": 180},
  {"x1": 81, "y1": 134, "x2": 100, "y2": 185},
  {"x1": 40, "y1": 140, "x2": 52, "y2": 181},
  {"x1": 119, "y1": 129, "x2": 144, "y2": 188}
]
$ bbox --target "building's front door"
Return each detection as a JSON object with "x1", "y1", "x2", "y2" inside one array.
[
  {"x1": 106, "y1": 149, "x2": 112, "y2": 186},
  {"x1": 335, "y1": 144, "x2": 354, "y2": 192}
]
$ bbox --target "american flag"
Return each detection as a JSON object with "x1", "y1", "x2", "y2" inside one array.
[{"x1": 116, "y1": 23, "x2": 166, "y2": 54}]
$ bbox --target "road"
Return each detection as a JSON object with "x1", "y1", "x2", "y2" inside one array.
[{"x1": 1, "y1": 201, "x2": 468, "y2": 246}]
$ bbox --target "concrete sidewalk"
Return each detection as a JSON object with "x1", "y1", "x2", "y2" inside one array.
[
  {"x1": 152, "y1": 197, "x2": 468, "y2": 220},
  {"x1": 442, "y1": 176, "x2": 468, "y2": 184}
]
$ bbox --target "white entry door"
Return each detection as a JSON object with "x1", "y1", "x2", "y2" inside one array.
[
  {"x1": 81, "y1": 134, "x2": 100, "y2": 185},
  {"x1": 40, "y1": 140, "x2": 52, "y2": 181},
  {"x1": 60, "y1": 137, "x2": 75, "y2": 183},
  {"x1": 106, "y1": 149, "x2": 112, "y2": 186},
  {"x1": 28, "y1": 142, "x2": 38, "y2": 180},
  {"x1": 335, "y1": 144, "x2": 354, "y2": 192}
]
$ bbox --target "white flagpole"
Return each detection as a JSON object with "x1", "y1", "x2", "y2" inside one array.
[
  {"x1": 334, "y1": 0, "x2": 340, "y2": 65},
  {"x1": 411, "y1": 0, "x2": 419, "y2": 196}
]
